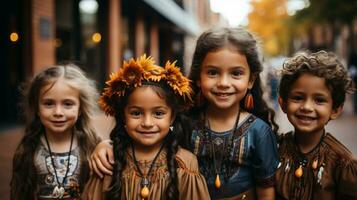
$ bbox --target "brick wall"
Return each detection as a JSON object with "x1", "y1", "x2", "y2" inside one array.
[{"x1": 31, "y1": 0, "x2": 55, "y2": 74}]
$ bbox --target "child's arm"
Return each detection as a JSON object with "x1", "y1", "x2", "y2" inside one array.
[
  {"x1": 90, "y1": 140, "x2": 114, "y2": 178},
  {"x1": 256, "y1": 186, "x2": 275, "y2": 200}
]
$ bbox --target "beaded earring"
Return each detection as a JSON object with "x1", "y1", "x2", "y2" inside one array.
[{"x1": 244, "y1": 90, "x2": 254, "y2": 110}]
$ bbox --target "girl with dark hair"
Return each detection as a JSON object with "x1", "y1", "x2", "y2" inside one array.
[
  {"x1": 81, "y1": 56, "x2": 210, "y2": 199},
  {"x1": 10, "y1": 64, "x2": 101, "y2": 199},
  {"x1": 89, "y1": 27, "x2": 279, "y2": 199},
  {"x1": 186, "y1": 26, "x2": 279, "y2": 199}
]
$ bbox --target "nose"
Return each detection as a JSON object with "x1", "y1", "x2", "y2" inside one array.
[
  {"x1": 53, "y1": 105, "x2": 64, "y2": 117},
  {"x1": 141, "y1": 114, "x2": 154, "y2": 128},
  {"x1": 300, "y1": 99, "x2": 314, "y2": 111},
  {"x1": 217, "y1": 74, "x2": 229, "y2": 87}
]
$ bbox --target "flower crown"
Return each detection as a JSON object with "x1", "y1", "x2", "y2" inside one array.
[{"x1": 99, "y1": 55, "x2": 193, "y2": 116}]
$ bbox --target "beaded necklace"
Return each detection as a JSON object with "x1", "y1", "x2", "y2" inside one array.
[{"x1": 44, "y1": 131, "x2": 74, "y2": 199}]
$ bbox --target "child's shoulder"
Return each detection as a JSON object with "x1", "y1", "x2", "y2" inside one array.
[
  {"x1": 324, "y1": 133, "x2": 354, "y2": 159},
  {"x1": 175, "y1": 147, "x2": 200, "y2": 172}
]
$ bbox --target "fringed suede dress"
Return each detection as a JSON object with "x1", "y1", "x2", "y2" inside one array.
[
  {"x1": 81, "y1": 148, "x2": 210, "y2": 200},
  {"x1": 276, "y1": 131, "x2": 357, "y2": 200}
]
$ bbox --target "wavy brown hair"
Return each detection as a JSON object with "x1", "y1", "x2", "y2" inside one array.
[
  {"x1": 10, "y1": 64, "x2": 100, "y2": 200},
  {"x1": 188, "y1": 26, "x2": 279, "y2": 133},
  {"x1": 279, "y1": 50, "x2": 355, "y2": 109}
]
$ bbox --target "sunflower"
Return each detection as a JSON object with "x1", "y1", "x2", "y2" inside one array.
[
  {"x1": 105, "y1": 70, "x2": 127, "y2": 97},
  {"x1": 144, "y1": 66, "x2": 166, "y2": 82},
  {"x1": 98, "y1": 91, "x2": 116, "y2": 116},
  {"x1": 137, "y1": 54, "x2": 156, "y2": 71},
  {"x1": 122, "y1": 59, "x2": 144, "y2": 86},
  {"x1": 165, "y1": 61, "x2": 183, "y2": 91}
]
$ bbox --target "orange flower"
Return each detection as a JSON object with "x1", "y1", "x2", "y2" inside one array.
[
  {"x1": 98, "y1": 91, "x2": 116, "y2": 116},
  {"x1": 99, "y1": 55, "x2": 194, "y2": 115},
  {"x1": 122, "y1": 59, "x2": 144, "y2": 86},
  {"x1": 144, "y1": 66, "x2": 166, "y2": 82},
  {"x1": 137, "y1": 54, "x2": 156, "y2": 71}
]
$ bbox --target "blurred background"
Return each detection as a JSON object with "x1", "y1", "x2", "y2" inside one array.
[{"x1": 1, "y1": 0, "x2": 357, "y2": 197}]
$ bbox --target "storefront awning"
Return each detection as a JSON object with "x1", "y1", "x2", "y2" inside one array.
[{"x1": 143, "y1": 0, "x2": 201, "y2": 36}]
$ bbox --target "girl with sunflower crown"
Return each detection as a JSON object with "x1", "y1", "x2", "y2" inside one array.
[{"x1": 81, "y1": 55, "x2": 210, "y2": 200}]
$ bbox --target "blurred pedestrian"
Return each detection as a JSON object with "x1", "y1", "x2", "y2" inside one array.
[
  {"x1": 348, "y1": 49, "x2": 357, "y2": 114},
  {"x1": 10, "y1": 64, "x2": 101, "y2": 199}
]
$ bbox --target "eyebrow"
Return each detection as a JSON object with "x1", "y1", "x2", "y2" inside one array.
[
  {"x1": 127, "y1": 106, "x2": 169, "y2": 109},
  {"x1": 204, "y1": 65, "x2": 245, "y2": 70}
]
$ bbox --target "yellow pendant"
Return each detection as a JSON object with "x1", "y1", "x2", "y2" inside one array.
[
  {"x1": 215, "y1": 174, "x2": 221, "y2": 189},
  {"x1": 312, "y1": 159, "x2": 318, "y2": 170},
  {"x1": 140, "y1": 185, "x2": 149, "y2": 198},
  {"x1": 295, "y1": 165, "x2": 303, "y2": 178}
]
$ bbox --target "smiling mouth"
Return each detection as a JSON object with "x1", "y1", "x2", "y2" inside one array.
[
  {"x1": 138, "y1": 131, "x2": 158, "y2": 134},
  {"x1": 212, "y1": 92, "x2": 234, "y2": 97},
  {"x1": 296, "y1": 115, "x2": 316, "y2": 123}
]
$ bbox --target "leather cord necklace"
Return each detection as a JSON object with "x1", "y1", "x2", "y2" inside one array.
[
  {"x1": 44, "y1": 131, "x2": 74, "y2": 199},
  {"x1": 131, "y1": 142, "x2": 165, "y2": 199},
  {"x1": 206, "y1": 109, "x2": 240, "y2": 189}
]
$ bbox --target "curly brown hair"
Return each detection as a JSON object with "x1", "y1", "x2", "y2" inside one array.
[{"x1": 279, "y1": 50, "x2": 355, "y2": 109}]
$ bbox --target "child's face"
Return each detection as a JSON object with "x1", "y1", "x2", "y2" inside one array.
[
  {"x1": 197, "y1": 48, "x2": 254, "y2": 111},
  {"x1": 124, "y1": 86, "x2": 174, "y2": 149},
  {"x1": 38, "y1": 79, "x2": 80, "y2": 136},
  {"x1": 280, "y1": 73, "x2": 342, "y2": 135}
]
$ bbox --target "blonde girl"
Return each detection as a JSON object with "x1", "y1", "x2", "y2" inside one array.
[{"x1": 10, "y1": 64, "x2": 100, "y2": 199}]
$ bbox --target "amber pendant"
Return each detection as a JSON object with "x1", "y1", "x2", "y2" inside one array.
[
  {"x1": 312, "y1": 159, "x2": 318, "y2": 170},
  {"x1": 215, "y1": 174, "x2": 221, "y2": 189},
  {"x1": 295, "y1": 165, "x2": 303, "y2": 178},
  {"x1": 140, "y1": 178, "x2": 150, "y2": 198}
]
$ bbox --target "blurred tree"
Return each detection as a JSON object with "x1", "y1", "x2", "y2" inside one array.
[
  {"x1": 293, "y1": 0, "x2": 357, "y2": 51},
  {"x1": 248, "y1": 0, "x2": 290, "y2": 56}
]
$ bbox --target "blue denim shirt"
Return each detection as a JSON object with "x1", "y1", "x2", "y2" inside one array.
[{"x1": 191, "y1": 114, "x2": 279, "y2": 199}]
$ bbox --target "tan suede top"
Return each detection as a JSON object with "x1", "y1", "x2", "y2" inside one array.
[{"x1": 81, "y1": 147, "x2": 210, "y2": 200}]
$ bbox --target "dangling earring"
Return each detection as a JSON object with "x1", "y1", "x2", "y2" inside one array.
[
  {"x1": 169, "y1": 126, "x2": 174, "y2": 132},
  {"x1": 244, "y1": 90, "x2": 254, "y2": 110}
]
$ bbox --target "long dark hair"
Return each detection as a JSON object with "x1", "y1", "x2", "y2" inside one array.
[
  {"x1": 10, "y1": 64, "x2": 100, "y2": 200},
  {"x1": 188, "y1": 27, "x2": 279, "y2": 133},
  {"x1": 107, "y1": 82, "x2": 188, "y2": 200}
]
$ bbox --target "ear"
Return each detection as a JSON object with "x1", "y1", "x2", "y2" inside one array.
[
  {"x1": 248, "y1": 74, "x2": 257, "y2": 89},
  {"x1": 278, "y1": 96, "x2": 287, "y2": 113},
  {"x1": 196, "y1": 79, "x2": 201, "y2": 88},
  {"x1": 170, "y1": 112, "x2": 176, "y2": 125},
  {"x1": 330, "y1": 105, "x2": 343, "y2": 120}
]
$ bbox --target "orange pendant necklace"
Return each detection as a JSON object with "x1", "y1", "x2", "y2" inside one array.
[
  {"x1": 132, "y1": 143, "x2": 165, "y2": 199},
  {"x1": 206, "y1": 110, "x2": 240, "y2": 189}
]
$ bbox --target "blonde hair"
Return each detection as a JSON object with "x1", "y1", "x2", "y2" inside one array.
[{"x1": 11, "y1": 63, "x2": 100, "y2": 200}]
